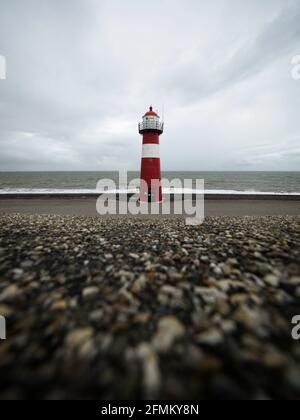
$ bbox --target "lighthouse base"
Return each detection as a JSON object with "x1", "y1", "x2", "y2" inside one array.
[{"x1": 139, "y1": 188, "x2": 163, "y2": 204}]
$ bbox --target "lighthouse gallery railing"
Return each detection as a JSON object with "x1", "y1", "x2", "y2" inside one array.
[{"x1": 138, "y1": 121, "x2": 164, "y2": 132}]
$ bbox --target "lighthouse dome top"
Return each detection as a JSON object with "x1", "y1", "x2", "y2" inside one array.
[
  {"x1": 139, "y1": 105, "x2": 164, "y2": 135},
  {"x1": 144, "y1": 106, "x2": 159, "y2": 118}
]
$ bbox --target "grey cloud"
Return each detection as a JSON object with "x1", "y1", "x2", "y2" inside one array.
[
  {"x1": 0, "y1": 0, "x2": 300, "y2": 171},
  {"x1": 164, "y1": 1, "x2": 300, "y2": 102},
  {"x1": 234, "y1": 137, "x2": 300, "y2": 169}
]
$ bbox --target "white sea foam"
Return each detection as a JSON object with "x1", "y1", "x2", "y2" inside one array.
[{"x1": 0, "y1": 188, "x2": 300, "y2": 196}]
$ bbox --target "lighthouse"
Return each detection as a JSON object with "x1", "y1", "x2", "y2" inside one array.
[{"x1": 139, "y1": 106, "x2": 164, "y2": 203}]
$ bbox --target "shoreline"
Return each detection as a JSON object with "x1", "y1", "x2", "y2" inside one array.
[
  {"x1": 1, "y1": 196, "x2": 300, "y2": 216},
  {"x1": 1, "y1": 192, "x2": 300, "y2": 200}
]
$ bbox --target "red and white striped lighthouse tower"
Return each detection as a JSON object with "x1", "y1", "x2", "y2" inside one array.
[{"x1": 139, "y1": 106, "x2": 164, "y2": 203}]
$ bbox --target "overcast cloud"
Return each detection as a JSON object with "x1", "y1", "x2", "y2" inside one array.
[{"x1": 0, "y1": 0, "x2": 300, "y2": 171}]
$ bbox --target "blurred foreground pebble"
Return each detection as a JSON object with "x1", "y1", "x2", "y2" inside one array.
[{"x1": 0, "y1": 214, "x2": 300, "y2": 400}]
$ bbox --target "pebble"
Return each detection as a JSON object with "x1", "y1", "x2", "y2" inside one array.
[
  {"x1": 194, "y1": 287, "x2": 227, "y2": 304},
  {"x1": 220, "y1": 320, "x2": 236, "y2": 334},
  {"x1": 262, "y1": 352, "x2": 289, "y2": 369},
  {"x1": 89, "y1": 309, "x2": 104, "y2": 322},
  {"x1": 222, "y1": 264, "x2": 232, "y2": 276},
  {"x1": 12, "y1": 268, "x2": 24, "y2": 280},
  {"x1": 152, "y1": 316, "x2": 185, "y2": 352},
  {"x1": 264, "y1": 274, "x2": 280, "y2": 288},
  {"x1": 234, "y1": 306, "x2": 262, "y2": 330},
  {"x1": 159, "y1": 285, "x2": 183, "y2": 299},
  {"x1": 230, "y1": 293, "x2": 249, "y2": 305},
  {"x1": 129, "y1": 253, "x2": 140, "y2": 260},
  {"x1": 133, "y1": 312, "x2": 150, "y2": 324},
  {"x1": 137, "y1": 343, "x2": 161, "y2": 398},
  {"x1": 50, "y1": 300, "x2": 68, "y2": 311},
  {"x1": 290, "y1": 277, "x2": 300, "y2": 286},
  {"x1": 65, "y1": 327, "x2": 94, "y2": 350},
  {"x1": 197, "y1": 328, "x2": 223, "y2": 346},
  {"x1": 20, "y1": 260, "x2": 34, "y2": 269},
  {"x1": 0, "y1": 304, "x2": 13, "y2": 317},
  {"x1": 82, "y1": 287, "x2": 99, "y2": 300},
  {"x1": 213, "y1": 265, "x2": 223, "y2": 276},
  {"x1": 217, "y1": 280, "x2": 232, "y2": 292},
  {"x1": 169, "y1": 272, "x2": 184, "y2": 282},
  {"x1": 131, "y1": 275, "x2": 148, "y2": 294},
  {"x1": 226, "y1": 258, "x2": 239, "y2": 266},
  {"x1": 0, "y1": 285, "x2": 21, "y2": 302}
]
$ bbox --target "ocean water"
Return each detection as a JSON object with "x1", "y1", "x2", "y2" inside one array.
[{"x1": 0, "y1": 171, "x2": 299, "y2": 195}]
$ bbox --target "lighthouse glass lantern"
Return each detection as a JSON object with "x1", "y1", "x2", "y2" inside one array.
[{"x1": 138, "y1": 106, "x2": 164, "y2": 203}]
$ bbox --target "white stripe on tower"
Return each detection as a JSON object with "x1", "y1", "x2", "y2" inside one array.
[{"x1": 142, "y1": 144, "x2": 160, "y2": 158}]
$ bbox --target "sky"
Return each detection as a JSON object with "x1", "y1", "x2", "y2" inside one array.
[{"x1": 0, "y1": 0, "x2": 300, "y2": 171}]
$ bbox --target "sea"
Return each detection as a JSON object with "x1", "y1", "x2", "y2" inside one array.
[{"x1": 0, "y1": 171, "x2": 299, "y2": 195}]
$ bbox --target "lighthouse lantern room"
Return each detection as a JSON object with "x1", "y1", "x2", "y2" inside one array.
[{"x1": 139, "y1": 106, "x2": 164, "y2": 203}]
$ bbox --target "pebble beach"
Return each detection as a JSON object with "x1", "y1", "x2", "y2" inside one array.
[{"x1": 0, "y1": 213, "x2": 300, "y2": 400}]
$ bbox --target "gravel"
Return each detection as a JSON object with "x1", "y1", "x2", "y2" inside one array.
[{"x1": 0, "y1": 213, "x2": 300, "y2": 400}]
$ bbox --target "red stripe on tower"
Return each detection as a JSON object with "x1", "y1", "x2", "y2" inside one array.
[{"x1": 139, "y1": 106, "x2": 164, "y2": 203}]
